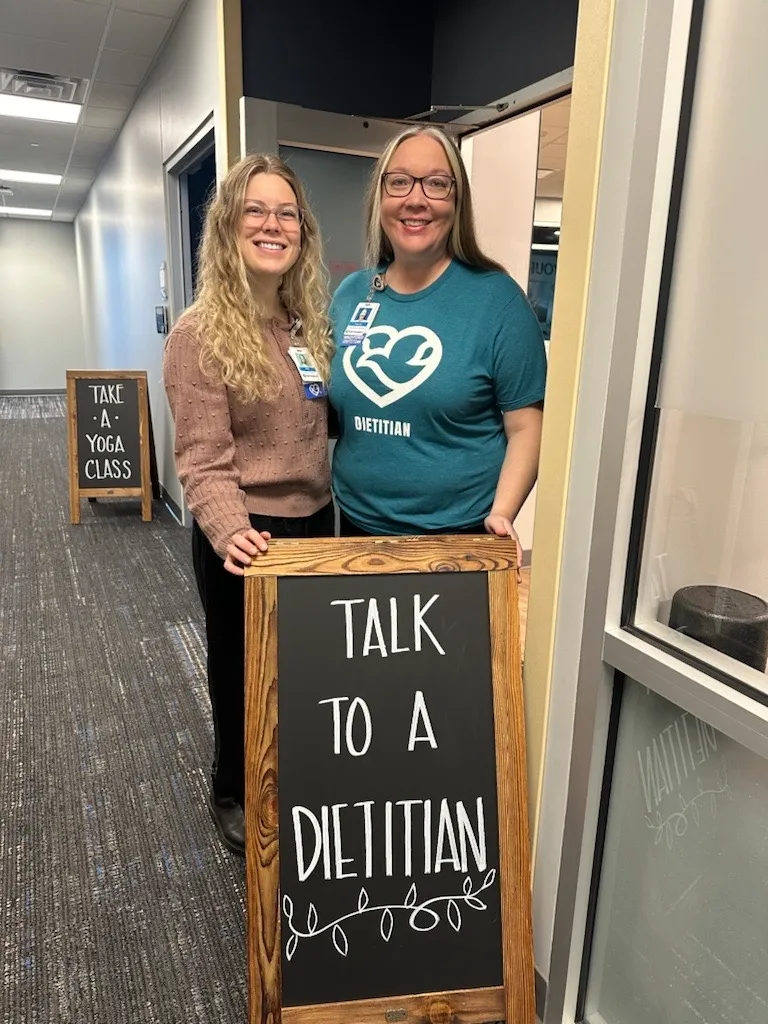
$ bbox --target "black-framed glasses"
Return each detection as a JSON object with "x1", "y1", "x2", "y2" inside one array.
[
  {"x1": 243, "y1": 201, "x2": 304, "y2": 228},
  {"x1": 381, "y1": 172, "x2": 456, "y2": 200}
]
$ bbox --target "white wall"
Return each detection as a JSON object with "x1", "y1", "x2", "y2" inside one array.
[
  {"x1": 534, "y1": 197, "x2": 563, "y2": 224},
  {"x1": 75, "y1": 0, "x2": 221, "y2": 509},
  {"x1": 462, "y1": 112, "x2": 544, "y2": 558},
  {"x1": 0, "y1": 220, "x2": 86, "y2": 391},
  {"x1": 636, "y1": 0, "x2": 768, "y2": 624},
  {"x1": 463, "y1": 111, "x2": 542, "y2": 290}
]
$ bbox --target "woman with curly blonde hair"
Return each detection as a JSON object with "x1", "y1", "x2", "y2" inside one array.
[{"x1": 164, "y1": 153, "x2": 334, "y2": 855}]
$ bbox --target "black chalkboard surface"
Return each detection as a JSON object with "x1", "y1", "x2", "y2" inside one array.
[
  {"x1": 277, "y1": 571, "x2": 503, "y2": 1006},
  {"x1": 75, "y1": 376, "x2": 142, "y2": 489}
]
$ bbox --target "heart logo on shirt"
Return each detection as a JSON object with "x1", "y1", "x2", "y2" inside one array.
[{"x1": 343, "y1": 326, "x2": 443, "y2": 409}]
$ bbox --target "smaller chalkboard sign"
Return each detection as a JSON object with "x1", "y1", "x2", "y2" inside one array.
[
  {"x1": 66, "y1": 370, "x2": 153, "y2": 524},
  {"x1": 243, "y1": 537, "x2": 534, "y2": 1024}
]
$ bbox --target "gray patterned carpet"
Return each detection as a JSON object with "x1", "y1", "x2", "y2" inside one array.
[{"x1": 0, "y1": 395, "x2": 247, "y2": 1023}]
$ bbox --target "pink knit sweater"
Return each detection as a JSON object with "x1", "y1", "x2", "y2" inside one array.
[{"x1": 163, "y1": 313, "x2": 331, "y2": 558}]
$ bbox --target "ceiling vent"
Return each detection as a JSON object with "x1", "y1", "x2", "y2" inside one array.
[{"x1": 0, "y1": 69, "x2": 89, "y2": 105}]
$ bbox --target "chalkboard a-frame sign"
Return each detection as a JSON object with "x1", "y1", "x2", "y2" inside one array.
[
  {"x1": 66, "y1": 369, "x2": 152, "y2": 524},
  {"x1": 244, "y1": 536, "x2": 534, "y2": 1024}
]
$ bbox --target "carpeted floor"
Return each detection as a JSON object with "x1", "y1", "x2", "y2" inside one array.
[{"x1": 0, "y1": 395, "x2": 247, "y2": 1023}]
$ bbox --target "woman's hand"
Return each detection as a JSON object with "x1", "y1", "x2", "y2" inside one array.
[
  {"x1": 484, "y1": 513, "x2": 523, "y2": 569},
  {"x1": 223, "y1": 529, "x2": 272, "y2": 576}
]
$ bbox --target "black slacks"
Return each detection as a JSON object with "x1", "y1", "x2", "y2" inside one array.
[{"x1": 191, "y1": 503, "x2": 334, "y2": 806}]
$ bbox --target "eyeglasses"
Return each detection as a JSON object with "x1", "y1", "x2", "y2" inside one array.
[
  {"x1": 381, "y1": 172, "x2": 456, "y2": 200},
  {"x1": 243, "y1": 201, "x2": 304, "y2": 228}
]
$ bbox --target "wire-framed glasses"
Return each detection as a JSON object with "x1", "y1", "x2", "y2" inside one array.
[
  {"x1": 243, "y1": 201, "x2": 304, "y2": 228},
  {"x1": 381, "y1": 172, "x2": 456, "y2": 200}
]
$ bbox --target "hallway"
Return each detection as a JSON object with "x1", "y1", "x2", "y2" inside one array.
[{"x1": 1, "y1": 396, "x2": 247, "y2": 1023}]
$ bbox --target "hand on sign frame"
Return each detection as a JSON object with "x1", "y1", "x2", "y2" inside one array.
[
  {"x1": 483, "y1": 513, "x2": 523, "y2": 576},
  {"x1": 224, "y1": 529, "x2": 271, "y2": 576}
]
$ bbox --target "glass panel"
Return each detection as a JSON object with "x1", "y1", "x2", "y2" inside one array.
[
  {"x1": 528, "y1": 249, "x2": 557, "y2": 341},
  {"x1": 585, "y1": 678, "x2": 768, "y2": 1024},
  {"x1": 633, "y1": 1, "x2": 768, "y2": 689},
  {"x1": 279, "y1": 146, "x2": 375, "y2": 294}
]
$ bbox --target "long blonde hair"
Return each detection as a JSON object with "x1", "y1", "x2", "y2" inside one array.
[
  {"x1": 364, "y1": 125, "x2": 506, "y2": 274},
  {"x1": 190, "y1": 154, "x2": 332, "y2": 402}
]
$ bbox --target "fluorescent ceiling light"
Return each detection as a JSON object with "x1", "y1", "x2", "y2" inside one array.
[
  {"x1": 0, "y1": 168, "x2": 62, "y2": 185},
  {"x1": 0, "y1": 94, "x2": 81, "y2": 124},
  {"x1": 0, "y1": 206, "x2": 52, "y2": 217}
]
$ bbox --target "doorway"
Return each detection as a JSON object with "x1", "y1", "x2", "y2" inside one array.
[
  {"x1": 165, "y1": 119, "x2": 216, "y2": 324},
  {"x1": 181, "y1": 147, "x2": 216, "y2": 303},
  {"x1": 163, "y1": 119, "x2": 216, "y2": 524}
]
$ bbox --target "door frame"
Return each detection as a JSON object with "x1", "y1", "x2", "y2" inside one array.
[
  {"x1": 162, "y1": 114, "x2": 216, "y2": 525},
  {"x1": 164, "y1": 115, "x2": 216, "y2": 323}
]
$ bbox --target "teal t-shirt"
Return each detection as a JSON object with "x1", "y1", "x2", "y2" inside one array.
[{"x1": 328, "y1": 259, "x2": 547, "y2": 534}]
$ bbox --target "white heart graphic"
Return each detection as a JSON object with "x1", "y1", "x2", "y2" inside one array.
[{"x1": 343, "y1": 325, "x2": 443, "y2": 409}]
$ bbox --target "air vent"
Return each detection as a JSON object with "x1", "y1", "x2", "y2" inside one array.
[{"x1": 0, "y1": 69, "x2": 89, "y2": 105}]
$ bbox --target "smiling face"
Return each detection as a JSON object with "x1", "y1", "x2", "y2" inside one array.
[
  {"x1": 380, "y1": 135, "x2": 457, "y2": 268},
  {"x1": 238, "y1": 172, "x2": 302, "y2": 282}
]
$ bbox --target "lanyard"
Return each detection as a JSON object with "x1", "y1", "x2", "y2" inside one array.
[{"x1": 365, "y1": 271, "x2": 387, "y2": 303}]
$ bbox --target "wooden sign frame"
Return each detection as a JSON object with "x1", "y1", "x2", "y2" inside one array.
[
  {"x1": 66, "y1": 369, "x2": 153, "y2": 524},
  {"x1": 244, "y1": 536, "x2": 534, "y2": 1024}
]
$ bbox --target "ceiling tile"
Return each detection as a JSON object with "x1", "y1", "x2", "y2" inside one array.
[
  {"x1": 0, "y1": 141, "x2": 69, "y2": 175},
  {"x1": 0, "y1": 0, "x2": 108, "y2": 47},
  {"x1": 542, "y1": 97, "x2": 571, "y2": 131},
  {"x1": 68, "y1": 157, "x2": 103, "y2": 174},
  {"x1": 95, "y1": 48, "x2": 152, "y2": 87},
  {"x1": 57, "y1": 183, "x2": 91, "y2": 201},
  {"x1": 107, "y1": 9, "x2": 173, "y2": 58},
  {"x1": 0, "y1": 33, "x2": 96, "y2": 80},
  {"x1": 0, "y1": 118, "x2": 78, "y2": 145},
  {"x1": 83, "y1": 106, "x2": 126, "y2": 130},
  {"x1": 60, "y1": 175, "x2": 94, "y2": 192},
  {"x1": 538, "y1": 142, "x2": 568, "y2": 170},
  {"x1": 88, "y1": 81, "x2": 137, "y2": 109},
  {"x1": 77, "y1": 125, "x2": 118, "y2": 146},
  {"x1": 70, "y1": 140, "x2": 110, "y2": 162},
  {"x1": 118, "y1": 0, "x2": 186, "y2": 17},
  {"x1": 536, "y1": 172, "x2": 565, "y2": 200},
  {"x1": 0, "y1": 181, "x2": 60, "y2": 208},
  {"x1": 541, "y1": 127, "x2": 567, "y2": 146}
]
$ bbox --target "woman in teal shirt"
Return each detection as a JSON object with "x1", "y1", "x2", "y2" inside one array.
[{"x1": 329, "y1": 125, "x2": 546, "y2": 553}]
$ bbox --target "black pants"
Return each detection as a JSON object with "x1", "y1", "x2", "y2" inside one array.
[
  {"x1": 191, "y1": 503, "x2": 334, "y2": 806},
  {"x1": 339, "y1": 510, "x2": 486, "y2": 537}
]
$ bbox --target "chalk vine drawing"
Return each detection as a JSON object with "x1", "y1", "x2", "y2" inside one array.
[
  {"x1": 645, "y1": 759, "x2": 732, "y2": 849},
  {"x1": 282, "y1": 869, "x2": 497, "y2": 960}
]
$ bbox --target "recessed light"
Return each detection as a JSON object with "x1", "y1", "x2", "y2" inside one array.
[
  {"x1": 30, "y1": 143, "x2": 40, "y2": 147},
  {"x1": 0, "y1": 206, "x2": 53, "y2": 217},
  {"x1": 0, "y1": 169, "x2": 62, "y2": 185},
  {"x1": 0, "y1": 95, "x2": 81, "y2": 124}
]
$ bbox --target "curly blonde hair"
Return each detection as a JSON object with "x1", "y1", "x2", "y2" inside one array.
[
  {"x1": 190, "y1": 154, "x2": 332, "y2": 402},
  {"x1": 364, "y1": 125, "x2": 506, "y2": 274}
]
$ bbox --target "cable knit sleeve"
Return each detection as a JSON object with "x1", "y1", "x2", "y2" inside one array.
[{"x1": 163, "y1": 322, "x2": 252, "y2": 558}]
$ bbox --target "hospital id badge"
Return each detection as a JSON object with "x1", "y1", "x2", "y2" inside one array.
[
  {"x1": 341, "y1": 302, "x2": 379, "y2": 347},
  {"x1": 287, "y1": 346, "x2": 323, "y2": 383}
]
